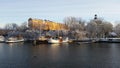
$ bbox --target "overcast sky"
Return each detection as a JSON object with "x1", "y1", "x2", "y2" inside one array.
[{"x1": 0, "y1": 0, "x2": 120, "y2": 27}]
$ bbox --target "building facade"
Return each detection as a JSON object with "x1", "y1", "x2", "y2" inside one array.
[{"x1": 28, "y1": 18, "x2": 68, "y2": 30}]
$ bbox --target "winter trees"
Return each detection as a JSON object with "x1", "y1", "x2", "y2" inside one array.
[
  {"x1": 86, "y1": 18, "x2": 113, "y2": 38},
  {"x1": 18, "y1": 22, "x2": 28, "y2": 31},
  {"x1": 86, "y1": 20, "x2": 97, "y2": 38},
  {"x1": 4, "y1": 22, "x2": 28, "y2": 31},
  {"x1": 64, "y1": 17, "x2": 85, "y2": 31},
  {"x1": 63, "y1": 16, "x2": 113, "y2": 39},
  {"x1": 2, "y1": 15, "x2": 115, "y2": 39},
  {"x1": 101, "y1": 22, "x2": 113, "y2": 37},
  {"x1": 63, "y1": 17, "x2": 86, "y2": 39},
  {"x1": 4, "y1": 23, "x2": 18, "y2": 30},
  {"x1": 114, "y1": 23, "x2": 120, "y2": 37}
]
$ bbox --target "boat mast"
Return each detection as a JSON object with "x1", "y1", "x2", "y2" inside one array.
[
  {"x1": 40, "y1": 20, "x2": 44, "y2": 36},
  {"x1": 58, "y1": 23, "x2": 60, "y2": 37}
]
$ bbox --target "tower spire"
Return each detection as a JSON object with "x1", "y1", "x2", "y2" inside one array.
[{"x1": 94, "y1": 14, "x2": 97, "y2": 20}]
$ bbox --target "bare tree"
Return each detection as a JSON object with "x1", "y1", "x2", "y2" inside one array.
[
  {"x1": 102, "y1": 22, "x2": 113, "y2": 37},
  {"x1": 64, "y1": 17, "x2": 86, "y2": 31},
  {"x1": 86, "y1": 18, "x2": 113, "y2": 38},
  {"x1": 63, "y1": 17, "x2": 86, "y2": 39},
  {"x1": 86, "y1": 21, "x2": 97, "y2": 38},
  {"x1": 4, "y1": 23, "x2": 18, "y2": 30},
  {"x1": 114, "y1": 23, "x2": 120, "y2": 37},
  {"x1": 64, "y1": 17, "x2": 77, "y2": 31},
  {"x1": 18, "y1": 22, "x2": 28, "y2": 31}
]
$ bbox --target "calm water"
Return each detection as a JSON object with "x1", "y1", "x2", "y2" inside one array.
[{"x1": 0, "y1": 42, "x2": 120, "y2": 68}]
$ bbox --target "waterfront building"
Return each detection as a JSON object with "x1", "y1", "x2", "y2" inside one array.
[{"x1": 28, "y1": 18, "x2": 68, "y2": 30}]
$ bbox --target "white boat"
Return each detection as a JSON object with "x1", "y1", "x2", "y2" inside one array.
[
  {"x1": 48, "y1": 37, "x2": 69, "y2": 44},
  {"x1": 0, "y1": 36, "x2": 5, "y2": 42},
  {"x1": 5, "y1": 37, "x2": 25, "y2": 43}
]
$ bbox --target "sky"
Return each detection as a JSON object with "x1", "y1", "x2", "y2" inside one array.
[{"x1": 0, "y1": 0, "x2": 120, "y2": 28}]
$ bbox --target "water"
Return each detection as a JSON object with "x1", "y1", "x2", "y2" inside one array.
[{"x1": 0, "y1": 43, "x2": 120, "y2": 68}]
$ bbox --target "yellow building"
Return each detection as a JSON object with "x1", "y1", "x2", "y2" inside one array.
[{"x1": 28, "y1": 18, "x2": 68, "y2": 30}]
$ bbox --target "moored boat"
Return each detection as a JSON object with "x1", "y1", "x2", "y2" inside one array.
[
  {"x1": 5, "y1": 37, "x2": 25, "y2": 43},
  {"x1": 48, "y1": 37, "x2": 69, "y2": 44},
  {"x1": 0, "y1": 35, "x2": 5, "y2": 42}
]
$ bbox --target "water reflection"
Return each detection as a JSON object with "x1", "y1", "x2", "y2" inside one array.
[
  {"x1": 49, "y1": 43, "x2": 69, "y2": 61},
  {"x1": 49, "y1": 44, "x2": 62, "y2": 61},
  {"x1": 6, "y1": 42, "x2": 24, "y2": 48},
  {"x1": 0, "y1": 43, "x2": 120, "y2": 68}
]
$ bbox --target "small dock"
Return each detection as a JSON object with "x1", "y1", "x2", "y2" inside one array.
[{"x1": 96, "y1": 38, "x2": 120, "y2": 43}]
